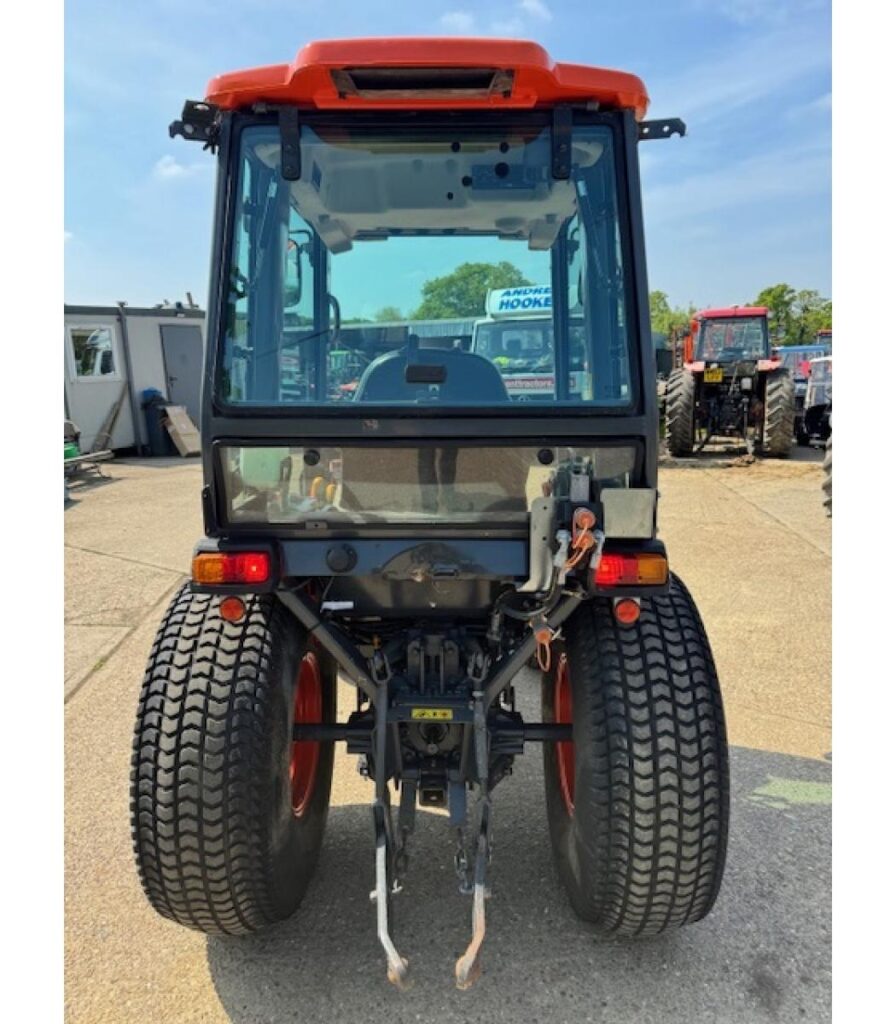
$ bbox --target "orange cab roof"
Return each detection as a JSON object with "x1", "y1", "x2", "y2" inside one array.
[
  {"x1": 697, "y1": 307, "x2": 768, "y2": 319},
  {"x1": 206, "y1": 38, "x2": 649, "y2": 118}
]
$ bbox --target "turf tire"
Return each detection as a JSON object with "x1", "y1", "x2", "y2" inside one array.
[
  {"x1": 130, "y1": 584, "x2": 336, "y2": 935},
  {"x1": 542, "y1": 574, "x2": 729, "y2": 935}
]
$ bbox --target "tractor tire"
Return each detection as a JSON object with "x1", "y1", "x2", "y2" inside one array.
[
  {"x1": 542, "y1": 575, "x2": 729, "y2": 936},
  {"x1": 664, "y1": 369, "x2": 696, "y2": 457},
  {"x1": 822, "y1": 433, "x2": 832, "y2": 517},
  {"x1": 761, "y1": 368, "x2": 795, "y2": 457},
  {"x1": 130, "y1": 583, "x2": 337, "y2": 935}
]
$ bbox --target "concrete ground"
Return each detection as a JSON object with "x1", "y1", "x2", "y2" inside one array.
[{"x1": 64, "y1": 450, "x2": 831, "y2": 1023}]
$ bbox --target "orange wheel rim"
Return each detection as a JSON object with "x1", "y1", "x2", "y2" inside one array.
[
  {"x1": 554, "y1": 655, "x2": 575, "y2": 815},
  {"x1": 290, "y1": 653, "x2": 322, "y2": 817}
]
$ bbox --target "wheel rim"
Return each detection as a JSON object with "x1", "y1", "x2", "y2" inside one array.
[
  {"x1": 290, "y1": 652, "x2": 322, "y2": 818},
  {"x1": 554, "y1": 655, "x2": 575, "y2": 815}
]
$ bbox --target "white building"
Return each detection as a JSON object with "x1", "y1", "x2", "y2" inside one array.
[{"x1": 64, "y1": 304, "x2": 205, "y2": 452}]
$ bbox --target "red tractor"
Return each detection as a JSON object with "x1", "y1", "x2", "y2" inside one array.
[{"x1": 665, "y1": 306, "x2": 795, "y2": 457}]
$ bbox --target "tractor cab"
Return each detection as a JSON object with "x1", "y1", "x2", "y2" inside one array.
[
  {"x1": 815, "y1": 327, "x2": 833, "y2": 348},
  {"x1": 777, "y1": 343, "x2": 831, "y2": 391},
  {"x1": 776, "y1": 342, "x2": 832, "y2": 443},
  {"x1": 132, "y1": 38, "x2": 729, "y2": 992},
  {"x1": 799, "y1": 355, "x2": 832, "y2": 445},
  {"x1": 688, "y1": 306, "x2": 771, "y2": 367}
]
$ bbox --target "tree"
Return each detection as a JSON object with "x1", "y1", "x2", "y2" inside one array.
[
  {"x1": 649, "y1": 290, "x2": 695, "y2": 336},
  {"x1": 752, "y1": 283, "x2": 831, "y2": 345},
  {"x1": 412, "y1": 262, "x2": 532, "y2": 319},
  {"x1": 791, "y1": 290, "x2": 832, "y2": 344},
  {"x1": 755, "y1": 283, "x2": 797, "y2": 343},
  {"x1": 373, "y1": 306, "x2": 403, "y2": 322}
]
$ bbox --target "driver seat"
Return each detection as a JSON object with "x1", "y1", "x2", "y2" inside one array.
[{"x1": 354, "y1": 348, "x2": 509, "y2": 404}]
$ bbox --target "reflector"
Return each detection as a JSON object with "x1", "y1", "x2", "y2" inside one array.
[
  {"x1": 613, "y1": 598, "x2": 641, "y2": 625},
  {"x1": 219, "y1": 596, "x2": 247, "y2": 622}
]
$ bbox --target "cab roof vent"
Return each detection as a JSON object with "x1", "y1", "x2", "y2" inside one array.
[{"x1": 331, "y1": 66, "x2": 515, "y2": 99}]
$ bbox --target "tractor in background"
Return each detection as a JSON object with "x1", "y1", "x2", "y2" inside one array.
[
  {"x1": 665, "y1": 306, "x2": 795, "y2": 457},
  {"x1": 775, "y1": 340, "x2": 832, "y2": 445},
  {"x1": 801, "y1": 355, "x2": 832, "y2": 446}
]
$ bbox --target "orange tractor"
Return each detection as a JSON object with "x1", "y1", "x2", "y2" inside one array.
[{"x1": 130, "y1": 38, "x2": 729, "y2": 989}]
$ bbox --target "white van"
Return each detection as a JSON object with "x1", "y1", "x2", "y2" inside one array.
[{"x1": 471, "y1": 287, "x2": 588, "y2": 400}]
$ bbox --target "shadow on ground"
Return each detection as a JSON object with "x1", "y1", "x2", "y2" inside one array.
[
  {"x1": 115, "y1": 455, "x2": 202, "y2": 469},
  {"x1": 207, "y1": 746, "x2": 830, "y2": 1024},
  {"x1": 65, "y1": 473, "x2": 121, "y2": 505},
  {"x1": 661, "y1": 445, "x2": 824, "y2": 469}
]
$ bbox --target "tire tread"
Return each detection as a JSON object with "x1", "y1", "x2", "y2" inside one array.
[
  {"x1": 545, "y1": 575, "x2": 729, "y2": 936},
  {"x1": 130, "y1": 584, "x2": 319, "y2": 935}
]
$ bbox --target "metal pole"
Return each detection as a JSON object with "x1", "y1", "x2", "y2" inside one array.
[{"x1": 115, "y1": 303, "x2": 145, "y2": 454}]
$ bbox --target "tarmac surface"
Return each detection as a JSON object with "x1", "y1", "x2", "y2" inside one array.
[{"x1": 64, "y1": 449, "x2": 831, "y2": 1023}]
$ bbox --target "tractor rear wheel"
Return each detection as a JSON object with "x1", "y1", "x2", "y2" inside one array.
[
  {"x1": 822, "y1": 432, "x2": 832, "y2": 516},
  {"x1": 761, "y1": 368, "x2": 795, "y2": 457},
  {"x1": 664, "y1": 369, "x2": 696, "y2": 457},
  {"x1": 542, "y1": 576, "x2": 729, "y2": 935},
  {"x1": 130, "y1": 584, "x2": 336, "y2": 935}
]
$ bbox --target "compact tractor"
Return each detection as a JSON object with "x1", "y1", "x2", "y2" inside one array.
[
  {"x1": 665, "y1": 306, "x2": 795, "y2": 457},
  {"x1": 131, "y1": 39, "x2": 729, "y2": 990}
]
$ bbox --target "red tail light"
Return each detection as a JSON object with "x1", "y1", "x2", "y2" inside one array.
[
  {"x1": 594, "y1": 552, "x2": 667, "y2": 587},
  {"x1": 192, "y1": 551, "x2": 271, "y2": 585}
]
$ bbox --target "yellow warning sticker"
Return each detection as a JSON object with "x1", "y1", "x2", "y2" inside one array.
[{"x1": 410, "y1": 708, "x2": 454, "y2": 721}]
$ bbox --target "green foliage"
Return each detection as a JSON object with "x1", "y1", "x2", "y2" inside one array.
[
  {"x1": 649, "y1": 291, "x2": 695, "y2": 336},
  {"x1": 755, "y1": 284, "x2": 797, "y2": 341},
  {"x1": 373, "y1": 306, "x2": 403, "y2": 322},
  {"x1": 412, "y1": 262, "x2": 533, "y2": 319},
  {"x1": 753, "y1": 283, "x2": 832, "y2": 345}
]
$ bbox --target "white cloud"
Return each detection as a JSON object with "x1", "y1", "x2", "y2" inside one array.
[
  {"x1": 519, "y1": 0, "x2": 552, "y2": 21},
  {"x1": 440, "y1": 11, "x2": 476, "y2": 33},
  {"x1": 784, "y1": 91, "x2": 832, "y2": 122},
  {"x1": 152, "y1": 155, "x2": 207, "y2": 181},
  {"x1": 489, "y1": 16, "x2": 525, "y2": 35},
  {"x1": 689, "y1": 0, "x2": 826, "y2": 26},
  {"x1": 437, "y1": 3, "x2": 553, "y2": 39},
  {"x1": 643, "y1": 143, "x2": 830, "y2": 227},
  {"x1": 648, "y1": 29, "x2": 830, "y2": 126}
]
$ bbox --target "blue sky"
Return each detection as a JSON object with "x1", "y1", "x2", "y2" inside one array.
[{"x1": 64, "y1": 0, "x2": 831, "y2": 311}]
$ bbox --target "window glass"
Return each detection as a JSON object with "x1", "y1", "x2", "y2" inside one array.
[
  {"x1": 70, "y1": 327, "x2": 117, "y2": 378},
  {"x1": 219, "y1": 122, "x2": 633, "y2": 409},
  {"x1": 221, "y1": 444, "x2": 637, "y2": 526}
]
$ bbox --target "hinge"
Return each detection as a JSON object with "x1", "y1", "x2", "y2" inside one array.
[
  {"x1": 552, "y1": 105, "x2": 573, "y2": 180},
  {"x1": 278, "y1": 107, "x2": 301, "y2": 181}
]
